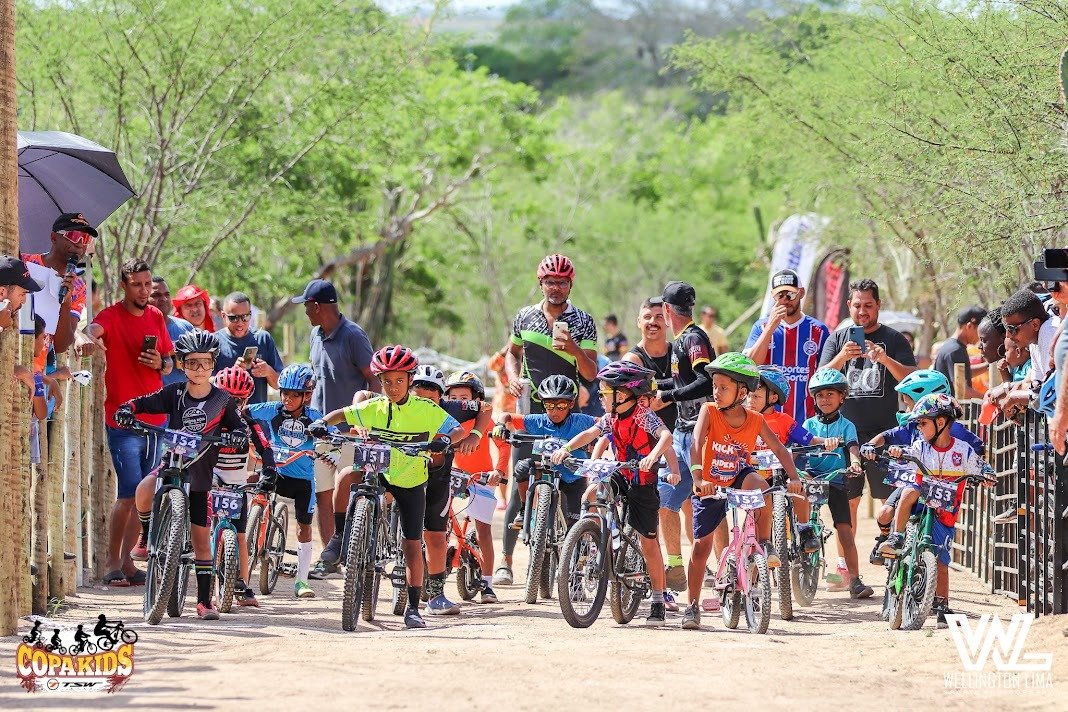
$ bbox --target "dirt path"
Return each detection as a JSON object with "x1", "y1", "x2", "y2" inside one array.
[{"x1": 1, "y1": 508, "x2": 1062, "y2": 710}]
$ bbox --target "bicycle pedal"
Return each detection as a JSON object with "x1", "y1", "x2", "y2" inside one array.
[
  {"x1": 279, "y1": 563, "x2": 297, "y2": 577},
  {"x1": 284, "y1": 549, "x2": 298, "y2": 556}
]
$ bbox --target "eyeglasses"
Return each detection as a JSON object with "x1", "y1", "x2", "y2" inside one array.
[
  {"x1": 56, "y1": 230, "x2": 94, "y2": 246},
  {"x1": 774, "y1": 291, "x2": 800, "y2": 302},
  {"x1": 543, "y1": 402, "x2": 571, "y2": 412},
  {"x1": 182, "y1": 358, "x2": 215, "y2": 371},
  {"x1": 1004, "y1": 318, "x2": 1035, "y2": 335},
  {"x1": 224, "y1": 313, "x2": 252, "y2": 322},
  {"x1": 541, "y1": 279, "x2": 571, "y2": 289}
]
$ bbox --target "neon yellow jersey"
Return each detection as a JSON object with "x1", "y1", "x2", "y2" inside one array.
[{"x1": 342, "y1": 395, "x2": 460, "y2": 488}]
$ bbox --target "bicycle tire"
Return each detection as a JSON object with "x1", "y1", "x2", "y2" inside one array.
[
  {"x1": 901, "y1": 549, "x2": 937, "y2": 631},
  {"x1": 791, "y1": 523, "x2": 822, "y2": 606},
  {"x1": 168, "y1": 561, "x2": 191, "y2": 618},
  {"x1": 362, "y1": 514, "x2": 388, "y2": 622},
  {"x1": 216, "y1": 527, "x2": 239, "y2": 614},
  {"x1": 556, "y1": 517, "x2": 608, "y2": 628},
  {"x1": 772, "y1": 494, "x2": 793, "y2": 620},
  {"x1": 525, "y1": 486, "x2": 553, "y2": 604},
  {"x1": 120, "y1": 628, "x2": 138, "y2": 644},
  {"x1": 744, "y1": 552, "x2": 772, "y2": 634},
  {"x1": 540, "y1": 508, "x2": 567, "y2": 599},
  {"x1": 245, "y1": 502, "x2": 265, "y2": 580},
  {"x1": 145, "y1": 489, "x2": 185, "y2": 625},
  {"x1": 389, "y1": 506, "x2": 407, "y2": 616},
  {"x1": 341, "y1": 498, "x2": 373, "y2": 632},
  {"x1": 457, "y1": 554, "x2": 482, "y2": 601},
  {"x1": 260, "y1": 503, "x2": 288, "y2": 595},
  {"x1": 609, "y1": 533, "x2": 646, "y2": 625},
  {"x1": 97, "y1": 636, "x2": 115, "y2": 651}
]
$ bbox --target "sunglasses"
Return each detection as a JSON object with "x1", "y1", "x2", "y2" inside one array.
[
  {"x1": 182, "y1": 358, "x2": 215, "y2": 371},
  {"x1": 774, "y1": 291, "x2": 800, "y2": 302},
  {"x1": 57, "y1": 230, "x2": 94, "y2": 246},
  {"x1": 598, "y1": 388, "x2": 618, "y2": 397},
  {"x1": 543, "y1": 402, "x2": 571, "y2": 412},
  {"x1": 224, "y1": 313, "x2": 252, "y2": 322},
  {"x1": 1004, "y1": 318, "x2": 1035, "y2": 335},
  {"x1": 541, "y1": 279, "x2": 571, "y2": 289}
]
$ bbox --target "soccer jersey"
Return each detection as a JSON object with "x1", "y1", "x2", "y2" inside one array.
[
  {"x1": 745, "y1": 314, "x2": 829, "y2": 424},
  {"x1": 902, "y1": 437, "x2": 991, "y2": 527},
  {"x1": 877, "y1": 421, "x2": 984, "y2": 457},
  {"x1": 510, "y1": 301, "x2": 597, "y2": 403}
]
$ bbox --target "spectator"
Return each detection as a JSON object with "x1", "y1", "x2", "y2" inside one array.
[
  {"x1": 988, "y1": 289, "x2": 1057, "y2": 416},
  {"x1": 150, "y1": 277, "x2": 194, "y2": 386},
  {"x1": 172, "y1": 284, "x2": 215, "y2": 332},
  {"x1": 0, "y1": 255, "x2": 43, "y2": 332},
  {"x1": 21, "y1": 212, "x2": 94, "y2": 354},
  {"x1": 213, "y1": 292, "x2": 282, "y2": 404},
  {"x1": 699, "y1": 305, "x2": 731, "y2": 354},
  {"x1": 933, "y1": 305, "x2": 986, "y2": 397},
  {"x1": 83, "y1": 258, "x2": 174, "y2": 587},
  {"x1": 818, "y1": 278, "x2": 916, "y2": 588},
  {"x1": 209, "y1": 296, "x2": 225, "y2": 331},
  {"x1": 602, "y1": 313, "x2": 628, "y2": 360},
  {"x1": 744, "y1": 269, "x2": 830, "y2": 424}
]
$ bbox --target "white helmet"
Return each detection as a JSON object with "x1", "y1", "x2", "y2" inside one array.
[{"x1": 412, "y1": 364, "x2": 446, "y2": 393}]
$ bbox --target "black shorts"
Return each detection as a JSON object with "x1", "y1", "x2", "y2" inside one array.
[
  {"x1": 559, "y1": 478, "x2": 587, "y2": 524},
  {"x1": 612, "y1": 474, "x2": 660, "y2": 540},
  {"x1": 386, "y1": 481, "x2": 426, "y2": 541},
  {"x1": 189, "y1": 490, "x2": 210, "y2": 528},
  {"x1": 275, "y1": 475, "x2": 315, "y2": 526},
  {"x1": 856, "y1": 431, "x2": 893, "y2": 500},
  {"x1": 424, "y1": 472, "x2": 450, "y2": 533},
  {"x1": 826, "y1": 484, "x2": 852, "y2": 527}
]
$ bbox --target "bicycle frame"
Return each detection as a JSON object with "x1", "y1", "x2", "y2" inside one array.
[
  {"x1": 712, "y1": 497, "x2": 765, "y2": 597},
  {"x1": 887, "y1": 504, "x2": 935, "y2": 597}
]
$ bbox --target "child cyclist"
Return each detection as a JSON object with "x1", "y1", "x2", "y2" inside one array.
[
  {"x1": 444, "y1": 370, "x2": 507, "y2": 604},
  {"x1": 875, "y1": 393, "x2": 994, "y2": 625},
  {"x1": 244, "y1": 364, "x2": 325, "y2": 599},
  {"x1": 800, "y1": 367, "x2": 873, "y2": 599},
  {"x1": 118, "y1": 330, "x2": 249, "y2": 620},
  {"x1": 550, "y1": 362, "x2": 681, "y2": 626},
  {"x1": 683, "y1": 353, "x2": 801, "y2": 630},
  {"x1": 311, "y1": 346, "x2": 466, "y2": 629},
  {"x1": 864, "y1": 369, "x2": 984, "y2": 565}
]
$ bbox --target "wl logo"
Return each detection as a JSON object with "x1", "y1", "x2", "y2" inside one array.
[{"x1": 946, "y1": 614, "x2": 1053, "y2": 672}]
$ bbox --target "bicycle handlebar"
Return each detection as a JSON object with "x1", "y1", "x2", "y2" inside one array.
[
  {"x1": 127, "y1": 421, "x2": 226, "y2": 446},
  {"x1": 319, "y1": 432, "x2": 449, "y2": 457},
  {"x1": 874, "y1": 452, "x2": 995, "y2": 487}
]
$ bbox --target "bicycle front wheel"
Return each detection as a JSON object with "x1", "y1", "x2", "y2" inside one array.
[
  {"x1": 556, "y1": 518, "x2": 608, "y2": 628},
  {"x1": 259, "y1": 503, "x2": 288, "y2": 595},
  {"x1": 341, "y1": 498, "x2": 373, "y2": 632},
  {"x1": 900, "y1": 549, "x2": 937, "y2": 631},
  {"x1": 524, "y1": 486, "x2": 553, "y2": 604},
  {"x1": 772, "y1": 494, "x2": 793, "y2": 620},
  {"x1": 609, "y1": 531, "x2": 647, "y2": 625},
  {"x1": 361, "y1": 513, "x2": 388, "y2": 622},
  {"x1": 145, "y1": 489, "x2": 186, "y2": 625},
  {"x1": 743, "y1": 552, "x2": 772, "y2": 635},
  {"x1": 215, "y1": 527, "x2": 239, "y2": 614},
  {"x1": 245, "y1": 502, "x2": 265, "y2": 581}
]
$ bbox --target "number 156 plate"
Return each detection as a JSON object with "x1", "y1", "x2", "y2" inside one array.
[{"x1": 210, "y1": 489, "x2": 243, "y2": 519}]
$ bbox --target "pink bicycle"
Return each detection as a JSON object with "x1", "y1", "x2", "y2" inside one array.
[{"x1": 707, "y1": 484, "x2": 790, "y2": 634}]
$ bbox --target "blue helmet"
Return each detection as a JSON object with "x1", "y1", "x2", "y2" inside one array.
[
  {"x1": 757, "y1": 365, "x2": 790, "y2": 404},
  {"x1": 895, "y1": 369, "x2": 951, "y2": 401},
  {"x1": 1038, "y1": 373, "x2": 1057, "y2": 419},
  {"x1": 278, "y1": 364, "x2": 314, "y2": 392},
  {"x1": 808, "y1": 367, "x2": 848, "y2": 394}
]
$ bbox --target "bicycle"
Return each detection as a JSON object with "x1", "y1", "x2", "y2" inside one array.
[
  {"x1": 875, "y1": 453, "x2": 994, "y2": 630},
  {"x1": 707, "y1": 484, "x2": 787, "y2": 634},
  {"x1": 129, "y1": 422, "x2": 226, "y2": 625},
  {"x1": 556, "y1": 457, "x2": 648, "y2": 628},
  {"x1": 95, "y1": 622, "x2": 138, "y2": 650},
  {"x1": 70, "y1": 636, "x2": 96, "y2": 655},
  {"x1": 441, "y1": 469, "x2": 504, "y2": 601},
  {"x1": 209, "y1": 479, "x2": 264, "y2": 612}
]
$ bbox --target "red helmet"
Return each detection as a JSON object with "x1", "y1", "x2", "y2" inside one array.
[
  {"x1": 370, "y1": 345, "x2": 419, "y2": 375},
  {"x1": 537, "y1": 254, "x2": 575, "y2": 281},
  {"x1": 214, "y1": 366, "x2": 254, "y2": 399}
]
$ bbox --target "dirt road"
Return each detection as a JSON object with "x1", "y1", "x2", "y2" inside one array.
[{"x1": 1, "y1": 508, "x2": 1063, "y2": 710}]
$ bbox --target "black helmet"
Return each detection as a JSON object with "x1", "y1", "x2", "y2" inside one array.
[
  {"x1": 597, "y1": 362, "x2": 656, "y2": 397},
  {"x1": 537, "y1": 374, "x2": 579, "y2": 402},
  {"x1": 175, "y1": 329, "x2": 220, "y2": 358}
]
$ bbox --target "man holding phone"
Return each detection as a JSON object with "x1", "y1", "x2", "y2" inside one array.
[
  {"x1": 83, "y1": 258, "x2": 174, "y2": 586},
  {"x1": 213, "y1": 291, "x2": 283, "y2": 404}
]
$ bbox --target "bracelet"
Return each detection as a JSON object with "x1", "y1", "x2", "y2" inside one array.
[
  {"x1": 689, "y1": 463, "x2": 702, "y2": 473},
  {"x1": 470, "y1": 429, "x2": 483, "y2": 440},
  {"x1": 561, "y1": 444, "x2": 572, "y2": 454}
]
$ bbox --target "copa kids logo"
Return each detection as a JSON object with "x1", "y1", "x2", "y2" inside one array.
[
  {"x1": 16, "y1": 614, "x2": 137, "y2": 694},
  {"x1": 944, "y1": 613, "x2": 1052, "y2": 690}
]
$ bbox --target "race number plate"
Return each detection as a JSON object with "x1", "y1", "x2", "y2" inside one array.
[
  {"x1": 164, "y1": 430, "x2": 202, "y2": 456},
  {"x1": 752, "y1": 450, "x2": 781, "y2": 471},
  {"x1": 921, "y1": 478, "x2": 959, "y2": 513},
  {"x1": 802, "y1": 479, "x2": 830, "y2": 505},
  {"x1": 725, "y1": 489, "x2": 765, "y2": 511},
  {"x1": 884, "y1": 463, "x2": 919, "y2": 489},
  {"x1": 352, "y1": 444, "x2": 391, "y2": 472},
  {"x1": 533, "y1": 438, "x2": 566, "y2": 456},
  {"x1": 210, "y1": 489, "x2": 243, "y2": 519},
  {"x1": 576, "y1": 459, "x2": 623, "y2": 481}
]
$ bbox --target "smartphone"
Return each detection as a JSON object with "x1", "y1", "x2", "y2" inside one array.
[
  {"x1": 848, "y1": 325, "x2": 866, "y2": 351},
  {"x1": 141, "y1": 335, "x2": 157, "y2": 353},
  {"x1": 1034, "y1": 260, "x2": 1068, "y2": 282},
  {"x1": 552, "y1": 320, "x2": 569, "y2": 342},
  {"x1": 242, "y1": 346, "x2": 258, "y2": 363},
  {"x1": 1043, "y1": 248, "x2": 1068, "y2": 269}
]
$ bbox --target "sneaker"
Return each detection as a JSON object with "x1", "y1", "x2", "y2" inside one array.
[
  {"x1": 236, "y1": 589, "x2": 260, "y2": 607},
  {"x1": 848, "y1": 577, "x2": 874, "y2": 599},
  {"x1": 878, "y1": 532, "x2": 905, "y2": 560},
  {"x1": 492, "y1": 566, "x2": 513, "y2": 586},
  {"x1": 681, "y1": 602, "x2": 701, "y2": 630},
  {"x1": 308, "y1": 560, "x2": 338, "y2": 580},
  {"x1": 934, "y1": 598, "x2": 955, "y2": 629},
  {"x1": 798, "y1": 525, "x2": 820, "y2": 554},
  {"x1": 427, "y1": 594, "x2": 461, "y2": 615},
  {"x1": 763, "y1": 542, "x2": 781, "y2": 569},
  {"x1": 295, "y1": 580, "x2": 315, "y2": 598},
  {"x1": 663, "y1": 590, "x2": 679, "y2": 613},
  {"x1": 196, "y1": 602, "x2": 220, "y2": 620},
  {"x1": 509, "y1": 510, "x2": 525, "y2": 531},
  {"x1": 319, "y1": 536, "x2": 342, "y2": 565},
  {"x1": 870, "y1": 535, "x2": 888, "y2": 566},
  {"x1": 129, "y1": 535, "x2": 148, "y2": 562},
  {"x1": 646, "y1": 601, "x2": 666, "y2": 626},
  {"x1": 404, "y1": 607, "x2": 426, "y2": 629},
  {"x1": 665, "y1": 564, "x2": 686, "y2": 591},
  {"x1": 480, "y1": 587, "x2": 498, "y2": 604},
  {"x1": 826, "y1": 564, "x2": 850, "y2": 592}
]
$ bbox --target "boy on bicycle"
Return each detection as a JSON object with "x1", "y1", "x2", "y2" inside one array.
[
  {"x1": 311, "y1": 346, "x2": 466, "y2": 629},
  {"x1": 245, "y1": 364, "x2": 325, "y2": 599},
  {"x1": 801, "y1": 368, "x2": 873, "y2": 599},
  {"x1": 549, "y1": 362, "x2": 680, "y2": 625},
  {"x1": 876, "y1": 393, "x2": 993, "y2": 625},
  {"x1": 118, "y1": 330, "x2": 249, "y2": 620},
  {"x1": 683, "y1": 353, "x2": 801, "y2": 630}
]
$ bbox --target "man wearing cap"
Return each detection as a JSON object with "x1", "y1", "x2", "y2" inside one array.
[
  {"x1": 744, "y1": 269, "x2": 830, "y2": 424},
  {"x1": 21, "y1": 213, "x2": 95, "y2": 354},
  {"x1": 652, "y1": 281, "x2": 717, "y2": 593},
  {"x1": 213, "y1": 291, "x2": 283, "y2": 404},
  {"x1": 0, "y1": 255, "x2": 43, "y2": 332}
]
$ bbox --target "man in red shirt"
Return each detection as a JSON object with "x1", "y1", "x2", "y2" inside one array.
[{"x1": 84, "y1": 258, "x2": 174, "y2": 586}]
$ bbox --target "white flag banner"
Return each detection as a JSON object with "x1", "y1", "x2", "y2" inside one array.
[{"x1": 760, "y1": 214, "x2": 829, "y2": 318}]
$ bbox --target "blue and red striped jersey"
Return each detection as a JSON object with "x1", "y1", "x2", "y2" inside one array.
[{"x1": 745, "y1": 314, "x2": 829, "y2": 423}]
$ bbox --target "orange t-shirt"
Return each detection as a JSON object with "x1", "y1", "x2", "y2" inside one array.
[
  {"x1": 700, "y1": 404, "x2": 764, "y2": 485},
  {"x1": 452, "y1": 420, "x2": 495, "y2": 474},
  {"x1": 760, "y1": 410, "x2": 795, "y2": 445}
]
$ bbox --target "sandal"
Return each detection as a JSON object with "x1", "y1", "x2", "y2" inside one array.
[
  {"x1": 103, "y1": 570, "x2": 131, "y2": 587},
  {"x1": 125, "y1": 570, "x2": 147, "y2": 586}
]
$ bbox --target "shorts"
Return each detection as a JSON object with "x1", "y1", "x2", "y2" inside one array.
[
  {"x1": 884, "y1": 487, "x2": 902, "y2": 510},
  {"x1": 386, "y1": 481, "x2": 426, "y2": 541},
  {"x1": 691, "y1": 471, "x2": 749, "y2": 539},
  {"x1": 424, "y1": 471, "x2": 450, "y2": 533},
  {"x1": 275, "y1": 475, "x2": 315, "y2": 526},
  {"x1": 826, "y1": 485, "x2": 852, "y2": 527},
  {"x1": 612, "y1": 475, "x2": 660, "y2": 539},
  {"x1": 910, "y1": 502, "x2": 955, "y2": 565},
  {"x1": 314, "y1": 441, "x2": 335, "y2": 493},
  {"x1": 856, "y1": 431, "x2": 893, "y2": 500},
  {"x1": 189, "y1": 490, "x2": 210, "y2": 528},
  {"x1": 107, "y1": 426, "x2": 163, "y2": 499},
  {"x1": 657, "y1": 428, "x2": 694, "y2": 512}
]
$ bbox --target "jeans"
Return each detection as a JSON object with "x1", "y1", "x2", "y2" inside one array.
[
  {"x1": 657, "y1": 427, "x2": 694, "y2": 512},
  {"x1": 106, "y1": 426, "x2": 163, "y2": 499}
]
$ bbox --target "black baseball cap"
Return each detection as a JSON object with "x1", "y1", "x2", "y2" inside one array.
[
  {"x1": 51, "y1": 212, "x2": 98, "y2": 237},
  {"x1": 770, "y1": 269, "x2": 801, "y2": 294},
  {"x1": 662, "y1": 281, "x2": 696, "y2": 310},
  {"x1": 291, "y1": 279, "x2": 338, "y2": 304},
  {"x1": 0, "y1": 256, "x2": 42, "y2": 292}
]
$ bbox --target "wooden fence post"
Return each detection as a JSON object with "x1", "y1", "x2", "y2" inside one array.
[
  {"x1": 48, "y1": 375, "x2": 67, "y2": 601},
  {"x1": 64, "y1": 360, "x2": 82, "y2": 593},
  {"x1": 90, "y1": 350, "x2": 111, "y2": 580},
  {"x1": 18, "y1": 337, "x2": 32, "y2": 614},
  {"x1": 80, "y1": 369, "x2": 92, "y2": 580},
  {"x1": 953, "y1": 362, "x2": 967, "y2": 399}
]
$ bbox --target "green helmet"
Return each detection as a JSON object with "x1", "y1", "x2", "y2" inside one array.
[
  {"x1": 808, "y1": 367, "x2": 849, "y2": 394},
  {"x1": 704, "y1": 352, "x2": 760, "y2": 391}
]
